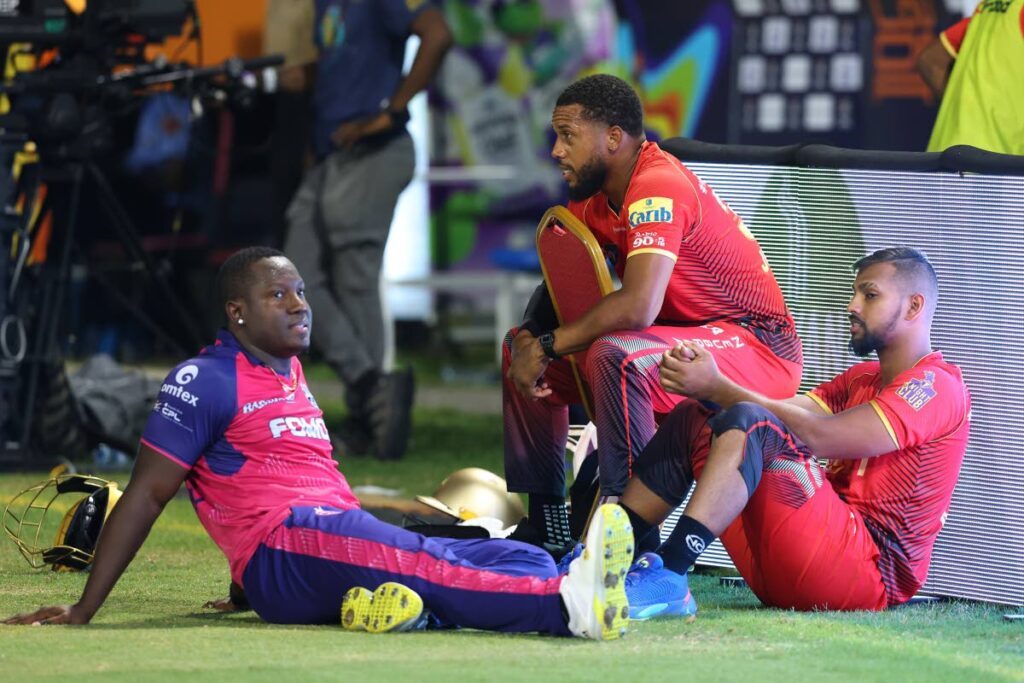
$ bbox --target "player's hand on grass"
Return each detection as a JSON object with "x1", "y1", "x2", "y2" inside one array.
[
  {"x1": 2, "y1": 603, "x2": 91, "y2": 625},
  {"x1": 508, "y1": 332, "x2": 552, "y2": 399},
  {"x1": 203, "y1": 581, "x2": 251, "y2": 612},
  {"x1": 660, "y1": 341, "x2": 720, "y2": 399},
  {"x1": 203, "y1": 597, "x2": 243, "y2": 612}
]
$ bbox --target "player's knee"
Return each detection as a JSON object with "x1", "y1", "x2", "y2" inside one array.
[
  {"x1": 709, "y1": 401, "x2": 773, "y2": 436},
  {"x1": 736, "y1": 443, "x2": 763, "y2": 498},
  {"x1": 587, "y1": 335, "x2": 628, "y2": 373}
]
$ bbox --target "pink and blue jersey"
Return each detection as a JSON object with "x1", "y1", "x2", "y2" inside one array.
[
  {"x1": 141, "y1": 329, "x2": 360, "y2": 584},
  {"x1": 144, "y1": 330, "x2": 570, "y2": 631}
]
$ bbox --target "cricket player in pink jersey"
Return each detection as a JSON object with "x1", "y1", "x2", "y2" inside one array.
[{"x1": 3, "y1": 247, "x2": 633, "y2": 640}]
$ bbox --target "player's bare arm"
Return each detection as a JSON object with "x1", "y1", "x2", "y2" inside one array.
[
  {"x1": 916, "y1": 37, "x2": 954, "y2": 100},
  {"x1": 662, "y1": 341, "x2": 897, "y2": 460},
  {"x1": 507, "y1": 252, "x2": 672, "y2": 400},
  {"x1": 2, "y1": 445, "x2": 188, "y2": 625}
]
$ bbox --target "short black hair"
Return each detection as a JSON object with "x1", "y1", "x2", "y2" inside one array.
[
  {"x1": 853, "y1": 246, "x2": 938, "y2": 313},
  {"x1": 215, "y1": 246, "x2": 285, "y2": 305},
  {"x1": 555, "y1": 74, "x2": 644, "y2": 137}
]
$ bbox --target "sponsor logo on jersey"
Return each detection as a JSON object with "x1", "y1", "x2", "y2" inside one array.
[
  {"x1": 627, "y1": 196, "x2": 673, "y2": 228},
  {"x1": 269, "y1": 415, "x2": 330, "y2": 441},
  {"x1": 153, "y1": 400, "x2": 184, "y2": 424},
  {"x1": 175, "y1": 364, "x2": 199, "y2": 385},
  {"x1": 160, "y1": 382, "x2": 199, "y2": 406},
  {"x1": 314, "y1": 506, "x2": 344, "y2": 517},
  {"x1": 630, "y1": 230, "x2": 667, "y2": 250},
  {"x1": 978, "y1": 0, "x2": 1012, "y2": 14},
  {"x1": 672, "y1": 335, "x2": 746, "y2": 350},
  {"x1": 896, "y1": 370, "x2": 937, "y2": 411},
  {"x1": 242, "y1": 396, "x2": 288, "y2": 414}
]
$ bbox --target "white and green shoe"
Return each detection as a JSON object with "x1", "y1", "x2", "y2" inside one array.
[
  {"x1": 340, "y1": 582, "x2": 426, "y2": 633},
  {"x1": 559, "y1": 503, "x2": 633, "y2": 640}
]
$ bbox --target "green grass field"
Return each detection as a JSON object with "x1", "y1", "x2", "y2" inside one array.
[{"x1": 1, "y1": 405, "x2": 1022, "y2": 682}]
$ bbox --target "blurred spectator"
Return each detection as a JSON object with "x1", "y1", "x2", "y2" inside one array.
[
  {"x1": 919, "y1": 1, "x2": 1024, "y2": 155},
  {"x1": 263, "y1": 0, "x2": 318, "y2": 245},
  {"x1": 283, "y1": 1, "x2": 452, "y2": 460}
]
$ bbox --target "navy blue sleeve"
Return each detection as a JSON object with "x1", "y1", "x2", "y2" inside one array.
[{"x1": 140, "y1": 357, "x2": 236, "y2": 469}]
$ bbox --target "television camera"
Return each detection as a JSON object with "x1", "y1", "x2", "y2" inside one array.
[{"x1": 0, "y1": 0, "x2": 282, "y2": 468}]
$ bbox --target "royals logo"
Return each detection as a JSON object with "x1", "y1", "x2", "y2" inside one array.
[
  {"x1": 896, "y1": 371, "x2": 937, "y2": 411},
  {"x1": 628, "y1": 197, "x2": 674, "y2": 228}
]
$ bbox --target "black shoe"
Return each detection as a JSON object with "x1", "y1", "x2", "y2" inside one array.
[{"x1": 364, "y1": 368, "x2": 415, "y2": 460}]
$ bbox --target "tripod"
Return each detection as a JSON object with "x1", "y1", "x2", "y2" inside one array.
[{"x1": 0, "y1": 148, "x2": 205, "y2": 470}]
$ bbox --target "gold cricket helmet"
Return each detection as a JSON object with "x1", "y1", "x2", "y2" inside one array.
[
  {"x1": 3, "y1": 472, "x2": 122, "y2": 571},
  {"x1": 416, "y1": 467, "x2": 525, "y2": 528}
]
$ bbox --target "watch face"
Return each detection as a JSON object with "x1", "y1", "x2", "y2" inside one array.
[{"x1": 539, "y1": 333, "x2": 557, "y2": 358}]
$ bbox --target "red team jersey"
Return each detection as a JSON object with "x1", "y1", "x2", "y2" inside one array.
[
  {"x1": 808, "y1": 352, "x2": 971, "y2": 605},
  {"x1": 566, "y1": 141, "x2": 801, "y2": 365}
]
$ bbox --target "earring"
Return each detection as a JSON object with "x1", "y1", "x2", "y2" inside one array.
[{"x1": 237, "y1": 318, "x2": 244, "y2": 325}]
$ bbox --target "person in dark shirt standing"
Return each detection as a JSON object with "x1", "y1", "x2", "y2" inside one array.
[{"x1": 284, "y1": 0, "x2": 452, "y2": 460}]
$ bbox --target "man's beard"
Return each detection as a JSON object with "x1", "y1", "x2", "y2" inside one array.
[
  {"x1": 849, "y1": 327, "x2": 884, "y2": 357},
  {"x1": 566, "y1": 157, "x2": 608, "y2": 201},
  {"x1": 848, "y1": 312, "x2": 898, "y2": 357}
]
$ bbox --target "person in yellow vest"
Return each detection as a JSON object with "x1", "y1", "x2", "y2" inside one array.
[{"x1": 917, "y1": 0, "x2": 1024, "y2": 155}]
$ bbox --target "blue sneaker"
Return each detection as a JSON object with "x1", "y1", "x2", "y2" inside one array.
[
  {"x1": 625, "y1": 552, "x2": 697, "y2": 621},
  {"x1": 554, "y1": 542, "x2": 584, "y2": 575}
]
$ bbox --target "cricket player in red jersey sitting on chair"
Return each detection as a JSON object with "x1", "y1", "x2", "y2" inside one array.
[{"x1": 504, "y1": 74, "x2": 803, "y2": 560}]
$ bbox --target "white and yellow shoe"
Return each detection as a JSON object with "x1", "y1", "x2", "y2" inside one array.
[
  {"x1": 340, "y1": 582, "x2": 426, "y2": 633},
  {"x1": 559, "y1": 503, "x2": 633, "y2": 640}
]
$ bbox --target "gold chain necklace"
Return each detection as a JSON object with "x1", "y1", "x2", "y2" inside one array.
[{"x1": 267, "y1": 364, "x2": 298, "y2": 394}]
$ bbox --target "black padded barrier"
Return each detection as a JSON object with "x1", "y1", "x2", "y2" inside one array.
[{"x1": 662, "y1": 137, "x2": 1024, "y2": 176}]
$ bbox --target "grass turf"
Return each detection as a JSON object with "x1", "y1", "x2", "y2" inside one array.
[{"x1": 1, "y1": 406, "x2": 1022, "y2": 682}]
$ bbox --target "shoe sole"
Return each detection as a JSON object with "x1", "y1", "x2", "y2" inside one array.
[
  {"x1": 340, "y1": 582, "x2": 424, "y2": 633},
  {"x1": 588, "y1": 504, "x2": 633, "y2": 640},
  {"x1": 629, "y1": 595, "x2": 698, "y2": 621}
]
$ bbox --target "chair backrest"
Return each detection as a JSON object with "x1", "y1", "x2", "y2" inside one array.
[{"x1": 535, "y1": 206, "x2": 615, "y2": 419}]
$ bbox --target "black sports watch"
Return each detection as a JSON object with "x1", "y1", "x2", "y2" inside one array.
[
  {"x1": 537, "y1": 332, "x2": 560, "y2": 360},
  {"x1": 386, "y1": 106, "x2": 410, "y2": 128}
]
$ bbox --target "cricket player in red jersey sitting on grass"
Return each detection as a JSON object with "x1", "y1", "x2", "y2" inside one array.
[{"x1": 620, "y1": 247, "x2": 971, "y2": 616}]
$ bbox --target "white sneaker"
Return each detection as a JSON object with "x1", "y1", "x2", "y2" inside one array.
[{"x1": 559, "y1": 503, "x2": 633, "y2": 640}]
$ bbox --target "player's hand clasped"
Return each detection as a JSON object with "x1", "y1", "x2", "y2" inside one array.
[
  {"x1": 508, "y1": 332, "x2": 552, "y2": 400},
  {"x1": 659, "y1": 341, "x2": 722, "y2": 401},
  {"x1": 2, "y1": 603, "x2": 90, "y2": 626}
]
